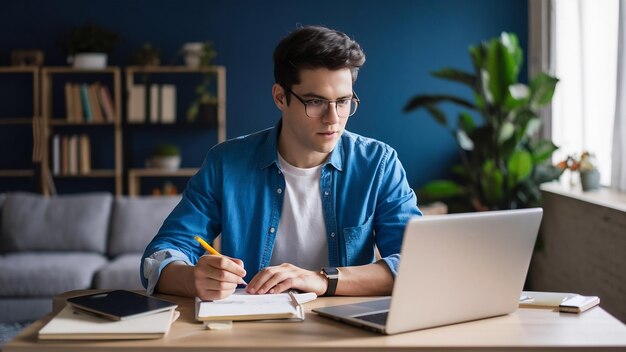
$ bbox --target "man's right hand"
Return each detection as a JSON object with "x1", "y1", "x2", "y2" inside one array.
[
  {"x1": 156, "y1": 255, "x2": 246, "y2": 300},
  {"x1": 193, "y1": 255, "x2": 247, "y2": 300}
]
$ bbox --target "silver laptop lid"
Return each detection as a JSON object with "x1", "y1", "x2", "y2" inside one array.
[{"x1": 386, "y1": 208, "x2": 542, "y2": 334}]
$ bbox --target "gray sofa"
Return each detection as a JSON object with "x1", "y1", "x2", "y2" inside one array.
[{"x1": 0, "y1": 192, "x2": 180, "y2": 323}]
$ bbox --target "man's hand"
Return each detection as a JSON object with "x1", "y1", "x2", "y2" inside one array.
[
  {"x1": 192, "y1": 255, "x2": 247, "y2": 300},
  {"x1": 155, "y1": 256, "x2": 246, "y2": 300},
  {"x1": 246, "y1": 263, "x2": 328, "y2": 296}
]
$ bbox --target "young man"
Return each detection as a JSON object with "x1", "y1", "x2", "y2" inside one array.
[{"x1": 141, "y1": 26, "x2": 421, "y2": 301}]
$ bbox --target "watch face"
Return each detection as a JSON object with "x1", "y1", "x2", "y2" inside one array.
[{"x1": 323, "y1": 267, "x2": 339, "y2": 277}]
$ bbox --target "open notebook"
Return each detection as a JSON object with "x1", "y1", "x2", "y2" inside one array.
[
  {"x1": 38, "y1": 304, "x2": 179, "y2": 340},
  {"x1": 195, "y1": 289, "x2": 317, "y2": 322}
]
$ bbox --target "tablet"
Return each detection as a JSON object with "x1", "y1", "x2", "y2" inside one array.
[{"x1": 67, "y1": 290, "x2": 177, "y2": 321}]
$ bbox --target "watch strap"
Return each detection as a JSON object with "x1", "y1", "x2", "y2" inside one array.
[{"x1": 321, "y1": 267, "x2": 339, "y2": 296}]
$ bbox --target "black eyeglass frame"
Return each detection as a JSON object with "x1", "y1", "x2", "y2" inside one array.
[{"x1": 282, "y1": 85, "x2": 360, "y2": 118}]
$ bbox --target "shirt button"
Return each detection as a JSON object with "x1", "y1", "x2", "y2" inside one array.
[
  {"x1": 330, "y1": 232, "x2": 335, "y2": 238},
  {"x1": 277, "y1": 188, "x2": 282, "y2": 194},
  {"x1": 270, "y1": 227, "x2": 275, "y2": 233},
  {"x1": 324, "y1": 191, "x2": 329, "y2": 196}
]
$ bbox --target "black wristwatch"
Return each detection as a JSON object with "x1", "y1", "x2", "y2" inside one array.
[{"x1": 320, "y1": 267, "x2": 339, "y2": 296}]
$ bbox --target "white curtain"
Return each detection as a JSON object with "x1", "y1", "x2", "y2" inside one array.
[
  {"x1": 612, "y1": 0, "x2": 626, "y2": 192},
  {"x1": 551, "y1": 0, "x2": 619, "y2": 186}
]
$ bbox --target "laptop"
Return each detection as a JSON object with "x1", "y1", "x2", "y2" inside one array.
[{"x1": 312, "y1": 208, "x2": 543, "y2": 335}]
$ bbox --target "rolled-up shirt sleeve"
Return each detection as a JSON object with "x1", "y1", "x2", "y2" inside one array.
[{"x1": 142, "y1": 249, "x2": 193, "y2": 295}]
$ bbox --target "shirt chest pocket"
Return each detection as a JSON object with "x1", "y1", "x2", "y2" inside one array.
[{"x1": 343, "y1": 213, "x2": 375, "y2": 266}]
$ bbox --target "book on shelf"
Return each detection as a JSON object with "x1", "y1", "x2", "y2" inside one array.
[
  {"x1": 128, "y1": 84, "x2": 146, "y2": 123},
  {"x1": 52, "y1": 134, "x2": 92, "y2": 176},
  {"x1": 161, "y1": 84, "x2": 176, "y2": 123},
  {"x1": 79, "y1": 84, "x2": 92, "y2": 122},
  {"x1": 61, "y1": 135, "x2": 69, "y2": 175},
  {"x1": 38, "y1": 304, "x2": 179, "y2": 340},
  {"x1": 79, "y1": 134, "x2": 91, "y2": 174},
  {"x1": 99, "y1": 85, "x2": 116, "y2": 123},
  {"x1": 72, "y1": 84, "x2": 83, "y2": 122},
  {"x1": 149, "y1": 84, "x2": 159, "y2": 123},
  {"x1": 88, "y1": 83, "x2": 104, "y2": 123},
  {"x1": 52, "y1": 134, "x2": 60, "y2": 175},
  {"x1": 68, "y1": 135, "x2": 78, "y2": 175}
]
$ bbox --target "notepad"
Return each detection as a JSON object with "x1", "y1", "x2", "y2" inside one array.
[
  {"x1": 195, "y1": 289, "x2": 317, "y2": 322},
  {"x1": 519, "y1": 291, "x2": 577, "y2": 308},
  {"x1": 38, "y1": 304, "x2": 178, "y2": 340},
  {"x1": 520, "y1": 291, "x2": 600, "y2": 313}
]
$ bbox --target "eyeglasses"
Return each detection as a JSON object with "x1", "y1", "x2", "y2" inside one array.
[{"x1": 283, "y1": 86, "x2": 360, "y2": 118}]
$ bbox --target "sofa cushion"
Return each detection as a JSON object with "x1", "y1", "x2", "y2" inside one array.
[
  {"x1": 0, "y1": 192, "x2": 113, "y2": 253},
  {"x1": 93, "y1": 253, "x2": 144, "y2": 290},
  {"x1": 0, "y1": 252, "x2": 108, "y2": 296},
  {"x1": 108, "y1": 196, "x2": 180, "y2": 257}
]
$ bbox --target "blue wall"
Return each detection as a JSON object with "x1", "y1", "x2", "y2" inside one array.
[{"x1": 0, "y1": 0, "x2": 528, "y2": 193}]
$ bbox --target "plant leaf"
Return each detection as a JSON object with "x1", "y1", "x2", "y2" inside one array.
[
  {"x1": 421, "y1": 180, "x2": 465, "y2": 199},
  {"x1": 530, "y1": 140, "x2": 559, "y2": 163},
  {"x1": 424, "y1": 104, "x2": 448, "y2": 126},
  {"x1": 530, "y1": 73, "x2": 559, "y2": 109},
  {"x1": 481, "y1": 160, "x2": 504, "y2": 205},
  {"x1": 456, "y1": 130, "x2": 474, "y2": 150},
  {"x1": 498, "y1": 122, "x2": 515, "y2": 144},
  {"x1": 431, "y1": 68, "x2": 477, "y2": 88},
  {"x1": 403, "y1": 94, "x2": 476, "y2": 112},
  {"x1": 485, "y1": 34, "x2": 520, "y2": 106},
  {"x1": 458, "y1": 112, "x2": 476, "y2": 134},
  {"x1": 507, "y1": 150, "x2": 533, "y2": 184}
]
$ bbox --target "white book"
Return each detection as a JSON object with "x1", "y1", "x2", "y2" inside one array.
[
  {"x1": 160, "y1": 84, "x2": 176, "y2": 123},
  {"x1": 52, "y1": 134, "x2": 60, "y2": 175},
  {"x1": 127, "y1": 85, "x2": 146, "y2": 123},
  {"x1": 150, "y1": 84, "x2": 160, "y2": 123},
  {"x1": 38, "y1": 304, "x2": 178, "y2": 340}
]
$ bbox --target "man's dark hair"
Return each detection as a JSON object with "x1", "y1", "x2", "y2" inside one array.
[{"x1": 274, "y1": 26, "x2": 365, "y2": 103}]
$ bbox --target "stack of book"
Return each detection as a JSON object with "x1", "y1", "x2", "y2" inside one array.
[
  {"x1": 51, "y1": 134, "x2": 91, "y2": 176},
  {"x1": 64, "y1": 82, "x2": 116, "y2": 123},
  {"x1": 38, "y1": 290, "x2": 178, "y2": 340},
  {"x1": 127, "y1": 84, "x2": 176, "y2": 124}
]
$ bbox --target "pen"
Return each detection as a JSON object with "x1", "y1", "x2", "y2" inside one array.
[{"x1": 194, "y1": 235, "x2": 247, "y2": 285}]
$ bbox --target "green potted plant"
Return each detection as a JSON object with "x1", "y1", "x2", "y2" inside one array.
[
  {"x1": 130, "y1": 42, "x2": 161, "y2": 66},
  {"x1": 404, "y1": 32, "x2": 562, "y2": 211},
  {"x1": 184, "y1": 41, "x2": 219, "y2": 126},
  {"x1": 149, "y1": 143, "x2": 181, "y2": 170},
  {"x1": 58, "y1": 24, "x2": 121, "y2": 69},
  {"x1": 181, "y1": 40, "x2": 216, "y2": 68}
]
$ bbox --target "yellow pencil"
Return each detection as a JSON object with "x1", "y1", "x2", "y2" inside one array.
[
  {"x1": 194, "y1": 235, "x2": 220, "y2": 255},
  {"x1": 194, "y1": 235, "x2": 247, "y2": 285}
]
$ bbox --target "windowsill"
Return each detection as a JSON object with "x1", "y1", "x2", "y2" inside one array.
[{"x1": 540, "y1": 181, "x2": 626, "y2": 213}]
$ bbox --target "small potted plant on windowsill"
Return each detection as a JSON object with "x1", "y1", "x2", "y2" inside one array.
[
  {"x1": 58, "y1": 24, "x2": 121, "y2": 69},
  {"x1": 557, "y1": 151, "x2": 600, "y2": 191},
  {"x1": 148, "y1": 143, "x2": 181, "y2": 171}
]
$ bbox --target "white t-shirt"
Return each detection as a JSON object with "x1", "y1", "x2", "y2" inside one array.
[{"x1": 269, "y1": 153, "x2": 328, "y2": 270}]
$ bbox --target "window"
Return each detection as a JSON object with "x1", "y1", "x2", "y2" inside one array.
[{"x1": 552, "y1": 0, "x2": 619, "y2": 186}]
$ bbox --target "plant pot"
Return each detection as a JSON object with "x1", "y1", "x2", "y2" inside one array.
[
  {"x1": 182, "y1": 42, "x2": 203, "y2": 68},
  {"x1": 71, "y1": 53, "x2": 108, "y2": 69},
  {"x1": 197, "y1": 103, "x2": 218, "y2": 128},
  {"x1": 580, "y1": 169, "x2": 600, "y2": 191},
  {"x1": 149, "y1": 156, "x2": 181, "y2": 171}
]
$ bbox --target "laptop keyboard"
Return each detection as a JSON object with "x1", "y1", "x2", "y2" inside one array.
[{"x1": 354, "y1": 311, "x2": 389, "y2": 325}]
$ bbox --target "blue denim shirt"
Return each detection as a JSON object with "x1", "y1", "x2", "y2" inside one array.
[{"x1": 141, "y1": 121, "x2": 421, "y2": 290}]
